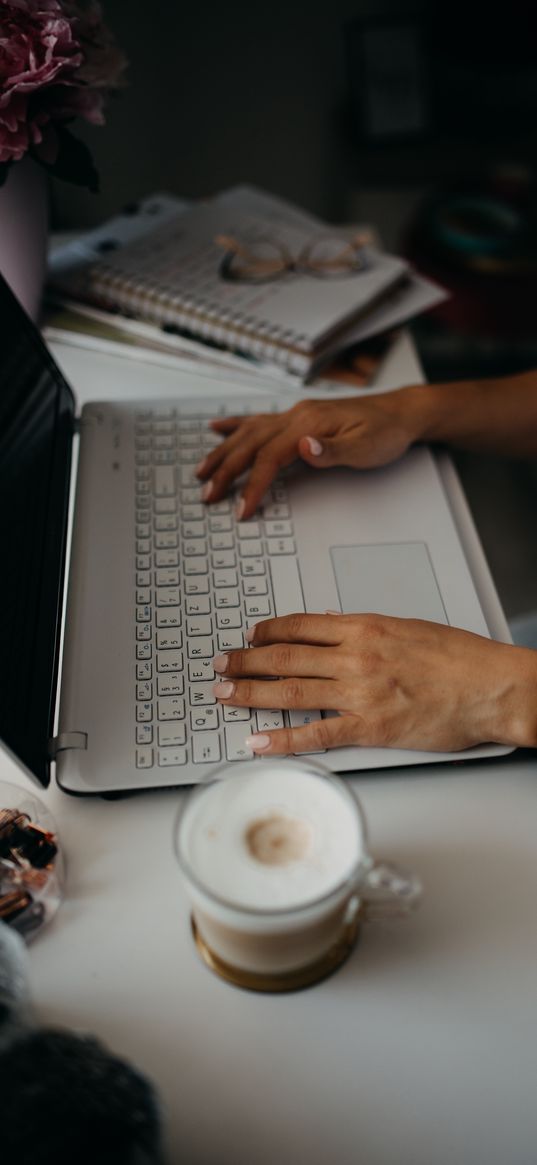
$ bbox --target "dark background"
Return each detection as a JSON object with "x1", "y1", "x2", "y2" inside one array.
[{"x1": 51, "y1": 0, "x2": 537, "y2": 619}]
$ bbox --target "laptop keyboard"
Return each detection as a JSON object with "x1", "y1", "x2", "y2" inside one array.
[{"x1": 133, "y1": 407, "x2": 320, "y2": 773}]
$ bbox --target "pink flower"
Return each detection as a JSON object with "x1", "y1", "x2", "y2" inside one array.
[{"x1": 0, "y1": 1, "x2": 126, "y2": 166}]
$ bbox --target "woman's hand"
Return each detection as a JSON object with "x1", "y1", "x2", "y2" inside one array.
[
  {"x1": 197, "y1": 389, "x2": 429, "y2": 519},
  {"x1": 211, "y1": 613, "x2": 537, "y2": 754}
]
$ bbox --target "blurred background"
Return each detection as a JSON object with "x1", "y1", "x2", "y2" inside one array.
[{"x1": 50, "y1": 0, "x2": 537, "y2": 621}]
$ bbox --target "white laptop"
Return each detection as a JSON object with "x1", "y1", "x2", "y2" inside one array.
[{"x1": 0, "y1": 274, "x2": 512, "y2": 796}]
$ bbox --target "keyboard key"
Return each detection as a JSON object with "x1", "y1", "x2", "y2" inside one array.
[
  {"x1": 158, "y1": 747, "x2": 187, "y2": 766},
  {"x1": 263, "y1": 503, "x2": 290, "y2": 519},
  {"x1": 189, "y1": 659, "x2": 215, "y2": 682},
  {"x1": 158, "y1": 723, "x2": 186, "y2": 746},
  {"x1": 212, "y1": 549, "x2": 236, "y2": 569},
  {"x1": 184, "y1": 556, "x2": 209, "y2": 576},
  {"x1": 157, "y1": 651, "x2": 183, "y2": 672},
  {"x1": 156, "y1": 587, "x2": 180, "y2": 606},
  {"x1": 239, "y1": 540, "x2": 263, "y2": 557},
  {"x1": 156, "y1": 629, "x2": 182, "y2": 650},
  {"x1": 136, "y1": 623, "x2": 152, "y2": 641},
  {"x1": 225, "y1": 723, "x2": 253, "y2": 760},
  {"x1": 136, "y1": 724, "x2": 153, "y2": 744},
  {"x1": 218, "y1": 630, "x2": 244, "y2": 651},
  {"x1": 136, "y1": 642, "x2": 152, "y2": 660},
  {"x1": 186, "y1": 615, "x2": 213, "y2": 636},
  {"x1": 183, "y1": 539, "x2": 207, "y2": 557},
  {"x1": 156, "y1": 568, "x2": 179, "y2": 587},
  {"x1": 158, "y1": 696, "x2": 185, "y2": 720},
  {"x1": 136, "y1": 702, "x2": 153, "y2": 722},
  {"x1": 245, "y1": 596, "x2": 271, "y2": 617},
  {"x1": 256, "y1": 709, "x2": 285, "y2": 731},
  {"x1": 154, "y1": 465, "x2": 175, "y2": 496},
  {"x1": 270, "y1": 557, "x2": 305, "y2": 616},
  {"x1": 155, "y1": 514, "x2": 177, "y2": 531},
  {"x1": 136, "y1": 747, "x2": 153, "y2": 769},
  {"x1": 241, "y1": 559, "x2": 265, "y2": 576},
  {"x1": 213, "y1": 569, "x2": 238, "y2": 588},
  {"x1": 210, "y1": 532, "x2": 234, "y2": 550},
  {"x1": 185, "y1": 595, "x2": 211, "y2": 615},
  {"x1": 191, "y1": 706, "x2": 219, "y2": 731},
  {"x1": 264, "y1": 520, "x2": 293, "y2": 537},
  {"x1": 192, "y1": 734, "x2": 221, "y2": 763},
  {"x1": 214, "y1": 588, "x2": 240, "y2": 608},
  {"x1": 137, "y1": 681, "x2": 152, "y2": 701},
  {"x1": 189, "y1": 681, "x2": 217, "y2": 706},
  {"x1": 216, "y1": 609, "x2": 242, "y2": 629},
  {"x1": 187, "y1": 637, "x2": 214, "y2": 659},
  {"x1": 223, "y1": 705, "x2": 251, "y2": 722},
  {"x1": 155, "y1": 549, "x2": 179, "y2": 568},
  {"x1": 136, "y1": 660, "x2": 152, "y2": 680},
  {"x1": 242, "y1": 578, "x2": 268, "y2": 596},
  {"x1": 266, "y1": 538, "x2": 296, "y2": 555},
  {"x1": 184, "y1": 577, "x2": 210, "y2": 595},
  {"x1": 157, "y1": 673, "x2": 184, "y2": 696},
  {"x1": 156, "y1": 607, "x2": 181, "y2": 627},
  {"x1": 237, "y1": 521, "x2": 261, "y2": 539}
]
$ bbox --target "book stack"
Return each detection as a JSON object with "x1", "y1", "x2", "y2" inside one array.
[{"x1": 46, "y1": 185, "x2": 447, "y2": 387}]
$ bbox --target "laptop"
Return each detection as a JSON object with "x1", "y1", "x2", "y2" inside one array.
[{"x1": 0, "y1": 274, "x2": 512, "y2": 795}]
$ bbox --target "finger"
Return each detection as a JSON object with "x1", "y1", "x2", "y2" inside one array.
[
  {"x1": 244, "y1": 714, "x2": 361, "y2": 755},
  {"x1": 212, "y1": 642, "x2": 339, "y2": 679},
  {"x1": 210, "y1": 415, "x2": 244, "y2": 433},
  {"x1": 298, "y1": 429, "x2": 366, "y2": 469},
  {"x1": 196, "y1": 425, "x2": 251, "y2": 481},
  {"x1": 201, "y1": 439, "x2": 268, "y2": 504},
  {"x1": 213, "y1": 676, "x2": 344, "y2": 710},
  {"x1": 246, "y1": 613, "x2": 345, "y2": 647},
  {"x1": 236, "y1": 438, "x2": 302, "y2": 519}
]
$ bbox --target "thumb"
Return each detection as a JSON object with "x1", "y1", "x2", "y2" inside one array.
[{"x1": 298, "y1": 432, "x2": 352, "y2": 469}]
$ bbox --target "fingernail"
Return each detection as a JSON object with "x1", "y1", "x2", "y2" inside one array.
[
  {"x1": 201, "y1": 480, "x2": 213, "y2": 502},
  {"x1": 235, "y1": 496, "x2": 245, "y2": 521},
  {"x1": 195, "y1": 457, "x2": 207, "y2": 476},
  {"x1": 213, "y1": 680, "x2": 235, "y2": 698},
  {"x1": 304, "y1": 435, "x2": 323, "y2": 456},
  {"x1": 212, "y1": 653, "x2": 229, "y2": 673},
  {"x1": 245, "y1": 624, "x2": 258, "y2": 643},
  {"x1": 245, "y1": 733, "x2": 271, "y2": 752},
  {"x1": 324, "y1": 609, "x2": 342, "y2": 615}
]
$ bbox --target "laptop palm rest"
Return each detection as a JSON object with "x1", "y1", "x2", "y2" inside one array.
[{"x1": 330, "y1": 542, "x2": 448, "y2": 623}]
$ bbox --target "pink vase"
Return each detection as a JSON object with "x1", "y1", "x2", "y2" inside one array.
[{"x1": 0, "y1": 156, "x2": 48, "y2": 321}]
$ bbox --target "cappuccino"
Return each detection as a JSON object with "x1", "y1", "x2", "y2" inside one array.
[{"x1": 175, "y1": 759, "x2": 368, "y2": 986}]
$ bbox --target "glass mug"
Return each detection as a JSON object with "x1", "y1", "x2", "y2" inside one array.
[{"x1": 174, "y1": 759, "x2": 421, "y2": 992}]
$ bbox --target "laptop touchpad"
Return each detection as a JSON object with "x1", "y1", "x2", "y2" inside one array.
[{"x1": 330, "y1": 542, "x2": 448, "y2": 623}]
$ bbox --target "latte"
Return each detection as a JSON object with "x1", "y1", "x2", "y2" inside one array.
[{"x1": 175, "y1": 760, "x2": 367, "y2": 985}]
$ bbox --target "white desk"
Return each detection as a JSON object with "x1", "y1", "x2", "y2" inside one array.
[{"x1": 3, "y1": 334, "x2": 537, "y2": 1165}]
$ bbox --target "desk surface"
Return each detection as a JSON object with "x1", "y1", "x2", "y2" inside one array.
[{"x1": 3, "y1": 333, "x2": 537, "y2": 1165}]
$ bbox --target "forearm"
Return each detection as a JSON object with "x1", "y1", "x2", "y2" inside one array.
[{"x1": 401, "y1": 369, "x2": 537, "y2": 457}]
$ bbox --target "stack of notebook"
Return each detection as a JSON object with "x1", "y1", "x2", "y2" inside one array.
[{"x1": 47, "y1": 185, "x2": 447, "y2": 383}]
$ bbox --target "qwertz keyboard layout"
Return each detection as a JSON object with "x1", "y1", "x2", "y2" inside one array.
[{"x1": 133, "y1": 409, "x2": 321, "y2": 772}]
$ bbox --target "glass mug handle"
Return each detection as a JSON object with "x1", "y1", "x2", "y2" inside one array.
[{"x1": 345, "y1": 860, "x2": 422, "y2": 924}]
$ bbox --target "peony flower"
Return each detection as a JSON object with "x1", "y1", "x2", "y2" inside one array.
[{"x1": 0, "y1": 0, "x2": 126, "y2": 185}]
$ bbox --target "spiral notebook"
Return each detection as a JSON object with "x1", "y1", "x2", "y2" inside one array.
[{"x1": 78, "y1": 186, "x2": 408, "y2": 378}]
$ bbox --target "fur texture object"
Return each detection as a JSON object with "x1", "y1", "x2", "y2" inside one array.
[{"x1": 0, "y1": 921, "x2": 164, "y2": 1164}]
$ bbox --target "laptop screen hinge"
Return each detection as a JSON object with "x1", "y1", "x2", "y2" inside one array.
[{"x1": 48, "y1": 731, "x2": 88, "y2": 759}]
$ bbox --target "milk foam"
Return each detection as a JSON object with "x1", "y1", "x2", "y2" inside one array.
[{"x1": 179, "y1": 765, "x2": 364, "y2": 911}]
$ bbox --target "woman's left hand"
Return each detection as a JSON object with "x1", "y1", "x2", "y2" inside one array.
[{"x1": 211, "y1": 612, "x2": 534, "y2": 754}]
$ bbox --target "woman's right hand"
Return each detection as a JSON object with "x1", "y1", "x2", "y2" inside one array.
[{"x1": 196, "y1": 386, "x2": 431, "y2": 519}]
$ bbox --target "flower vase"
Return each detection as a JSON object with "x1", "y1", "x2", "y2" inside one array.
[{"x1": 0, "y1": 157, "x2": 48, "y2": 321}]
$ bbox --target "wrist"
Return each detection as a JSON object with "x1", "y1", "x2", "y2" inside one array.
[
  {"x1": 499, "y1": 646, "x2": 537, "y2": 749},
  {"x1": 396, "y1": 384, "x2": 452, "y2": 445}
]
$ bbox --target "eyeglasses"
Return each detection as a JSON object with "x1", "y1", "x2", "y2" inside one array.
[{"x1": 215, "y1": 231, "x2": 371, "y2": 283}]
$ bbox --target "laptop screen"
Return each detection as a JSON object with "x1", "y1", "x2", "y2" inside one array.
[{"x1": 0, "y1": 275, "x2": 75, "y2": 786}]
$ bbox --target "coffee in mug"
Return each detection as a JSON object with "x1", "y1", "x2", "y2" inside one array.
[{"x1": 175, "y1": 758, "x2": 420, "y2": 992}]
